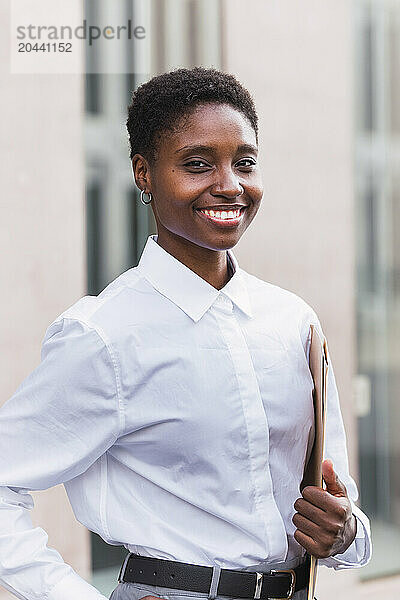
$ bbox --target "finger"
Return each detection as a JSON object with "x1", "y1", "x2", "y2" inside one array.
[
  {"x1": 322, "y1": 459, "x2": 347, "y2": 497},
  {"x1": 301, "y1": 485, "x2": 343, "y2": 512},
  {"x1": 301, "y1": 487, "x2": 352, "y2": 527},
  {"x1": 293, "y1": 497, "x2": 327, "y2": 526},
  {"x1": 294, "y1": 498, "x2": 347, "y2": 539},
  {"x1": 293, "y1": 529, "x2": 321, "y2": 556},
  {"x1": 292, "y1": 512, "x2": 323, "y2": 540}
]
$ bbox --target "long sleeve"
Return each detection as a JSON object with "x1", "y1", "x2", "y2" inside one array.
[
  {"x1": 0, "y1": 316, "x2": 123, "y2": 599},
  {"x1": 302, "y1": 308, "x2": 372, "y2": 570}
]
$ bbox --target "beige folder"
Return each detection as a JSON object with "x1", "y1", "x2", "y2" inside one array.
[{"x1": 300, "y1": 323, "x2": 329, "y2": 600}]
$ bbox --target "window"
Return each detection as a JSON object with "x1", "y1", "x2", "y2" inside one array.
[{"x1": 355, "y1": 0, "x2": 400, "y2": 580}]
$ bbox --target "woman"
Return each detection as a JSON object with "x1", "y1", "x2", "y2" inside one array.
[{"x1": 0, "y1": 67, "x2": 371, "y2": 600}]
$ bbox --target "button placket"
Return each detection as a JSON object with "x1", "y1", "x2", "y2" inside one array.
[{"x1": 213, "y1": 308, "x2": 288, "y2": 561}]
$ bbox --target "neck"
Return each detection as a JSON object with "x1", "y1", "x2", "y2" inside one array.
[{"x1": 155, "y1": 233, "x2": 233, "y2": 290}]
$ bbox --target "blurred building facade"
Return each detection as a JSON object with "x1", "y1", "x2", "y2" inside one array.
[{"x1": 1, "y1": 0, "x2": 400, "y2": 598}]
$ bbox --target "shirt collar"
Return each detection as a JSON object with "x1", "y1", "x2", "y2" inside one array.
[{"x1": 136, "y1": 234, "x2": 253, "y2": 322}]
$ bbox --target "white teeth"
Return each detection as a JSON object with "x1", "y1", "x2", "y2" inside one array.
[{"x1": 199, "y1": 208, "x2": 243, "y2": 220}]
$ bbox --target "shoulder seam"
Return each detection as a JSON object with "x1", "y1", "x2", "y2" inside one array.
[{"x1": 57, "y1": 269, "x2": 143, "y2": 324}]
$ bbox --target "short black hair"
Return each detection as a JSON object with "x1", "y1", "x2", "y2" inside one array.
[{"x1": 126, "y1": 66, "x2": 258, "y2": 165}]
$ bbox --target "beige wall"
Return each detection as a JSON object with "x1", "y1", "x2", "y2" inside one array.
[
  {"x1": 222, "y1": 0, "x2": 400, "y2": 597},
  {"x1": 0, "y1": 0, "x2": 89, "y2": 598}
]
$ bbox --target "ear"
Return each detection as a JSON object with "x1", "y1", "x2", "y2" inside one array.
[{"x1": 131, "y1": 153, "x2": 152, "y2": 193}]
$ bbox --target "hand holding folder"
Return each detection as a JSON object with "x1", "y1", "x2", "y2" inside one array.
[
  {"x1": 296, "y1": 322, "x2": 358, "y2": 599},
  {"x1": 300, "y1": 323, "x2": 329, "y2": 600}
]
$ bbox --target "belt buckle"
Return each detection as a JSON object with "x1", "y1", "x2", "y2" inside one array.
[
  {"x1": 254, "y1": 572, "x2": 264, "y2": 599},
  {"x1": 269, "y1": 569, "x2": 296, "y2": 600}
]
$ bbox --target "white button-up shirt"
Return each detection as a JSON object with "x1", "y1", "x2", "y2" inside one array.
[{"x1": 0, "y1": 234, "x2": 371, "y2": 600}]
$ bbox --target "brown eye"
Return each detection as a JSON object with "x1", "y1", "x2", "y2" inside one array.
[
  {"x1": 184, "y1": 160, "x2": 209, "y2": 168},
  {"x1": 236, "y1": 158, "x2": 256, "y2": 168}
]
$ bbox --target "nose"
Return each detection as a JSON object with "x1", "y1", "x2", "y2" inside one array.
[{"x1": 210, "y1": 167, "x2": 244, "y2": 199}]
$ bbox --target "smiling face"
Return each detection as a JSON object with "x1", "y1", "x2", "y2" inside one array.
[{"x1": 132, "y1": 102, "x2": 264, "y2": 264}]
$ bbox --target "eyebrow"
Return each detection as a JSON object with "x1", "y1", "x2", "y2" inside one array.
[{"x1": 175, "y1": 143, "x2": 258, "y2": 155}]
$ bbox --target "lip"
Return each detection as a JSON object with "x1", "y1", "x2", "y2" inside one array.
[
  {"x1": 195, "y1": 204, "x2": 248, "y2": 210},
  {"x1": 195, "y1": 206, "x2": 247, "y2": 227}
]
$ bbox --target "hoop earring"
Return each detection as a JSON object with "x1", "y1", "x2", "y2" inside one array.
[{"x1": 140, "y1": 190, "x2": 153, "y2": 205}]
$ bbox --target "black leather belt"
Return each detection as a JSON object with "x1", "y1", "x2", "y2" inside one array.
[{"x1": 118, "y1": 553, "x2": 310, "y2": 600}]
